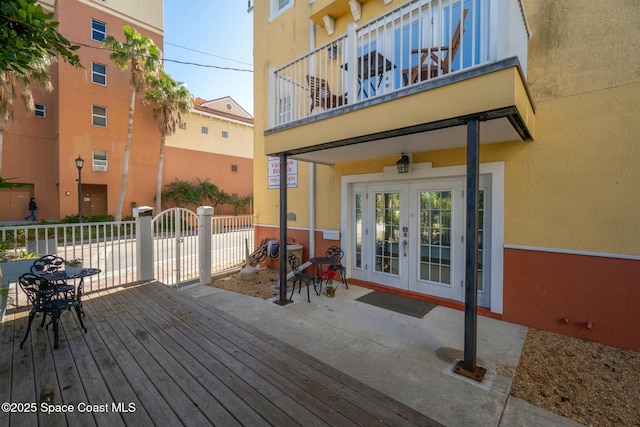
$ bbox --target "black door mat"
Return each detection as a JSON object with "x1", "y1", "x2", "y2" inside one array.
[{"x1": 356, "y1": 291, "x2": 437, "y2": 318}]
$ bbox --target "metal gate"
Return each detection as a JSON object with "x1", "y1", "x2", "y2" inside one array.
[{"x1": 152, "y1": 208, "x2": 199, "y2": 287}]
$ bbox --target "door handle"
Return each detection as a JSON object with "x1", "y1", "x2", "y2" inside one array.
[{"x1": 403, "y1": 239, "x2": 408, "y2": 257}]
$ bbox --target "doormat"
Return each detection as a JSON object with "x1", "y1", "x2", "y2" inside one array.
[{"x1": 355, "y1": 291, "x2": 437, "y2": 318}]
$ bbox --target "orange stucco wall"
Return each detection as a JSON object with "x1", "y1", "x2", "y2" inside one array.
[
  {"x1": 163, "y1": 147, "x2": 253, "y2": 215},
  {"x1": 503, "y1": 248, "x2": 640, "y2": 352}
]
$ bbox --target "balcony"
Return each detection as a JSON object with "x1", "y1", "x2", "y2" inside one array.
[{"x1": 267, "y1": 0, "x2": 534, "y2": 162}]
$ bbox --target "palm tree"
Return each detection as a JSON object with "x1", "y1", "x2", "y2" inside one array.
[
  {"x1": 0, "y1": 56, "x2": 53, "y2": 175},
  {"x1": 161, "y1": 178, "x2": 200, "y2": 208},
  {"x1": 145, "y1": 71, "x2": 192, "y2": 214},
  {"x1": 103, "y1": 25, "x2": 161, "y2": 220},
  {"x1": 196, "y1": 178, "x2": 231, "y2": 212}
]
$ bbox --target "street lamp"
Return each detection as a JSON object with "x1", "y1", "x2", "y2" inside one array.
[{"x1": 75, "y1": 156, "x2": 84, "y2": 223}]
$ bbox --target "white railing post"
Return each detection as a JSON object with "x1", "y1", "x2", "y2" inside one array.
[
  {"x1": 198, "y1": 206, "x2": 214, "y2": 286},
  {"x1": 134, "y1": 206, "x2": 154, "y2": 281},
  {"x1": 347, "y1": 23, "x2": 358, "y2": 105}
]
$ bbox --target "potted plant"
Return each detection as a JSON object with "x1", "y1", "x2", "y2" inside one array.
[
  {"x1": 0, "y1": 243, "x2": 40, "y2": 321},
  {"x1": 64, "y1": 258, "x2": 83, "y2": 276},
  {"x1": 321, "y1": 269, "x2": 337, "y2": 298}
]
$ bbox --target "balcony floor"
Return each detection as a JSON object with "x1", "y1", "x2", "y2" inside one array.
[{"x1": 0, "y1": 281, "x2": 437, "y2": 426}]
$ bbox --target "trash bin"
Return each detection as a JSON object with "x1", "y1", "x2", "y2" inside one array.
[{"x1": 267, "y1": 240, "x2": 279, "y2": 258}]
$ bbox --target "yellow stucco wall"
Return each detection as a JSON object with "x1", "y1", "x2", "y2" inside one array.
[
  {"x1": 78, "y1": 0, "x2": 163, "y2": 33},
  {"x1": 254, "y1": 0, "x2": 640, "y2": 256},
  {"x1": 166, "y1": 112, "x2": 253, "y2": 159}
]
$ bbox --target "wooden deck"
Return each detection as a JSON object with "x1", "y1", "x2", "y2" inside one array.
[{"x1": 0, "y1": 281, "x2": 440, "y2": 426}]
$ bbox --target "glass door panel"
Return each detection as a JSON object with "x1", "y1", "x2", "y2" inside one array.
[
  {"x1": 419, "y1": 190, "x2": 452, "y2": 286},
  {"x1": 374, "y1": 192, "x2": 400, "y2": 275}
]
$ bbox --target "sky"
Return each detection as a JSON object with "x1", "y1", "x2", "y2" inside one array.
[{"x1": 162, "y1": 1, "x2": 254, "y2": 115}]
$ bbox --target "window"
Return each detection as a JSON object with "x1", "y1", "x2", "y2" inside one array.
[
  {"x1": 271, "y1": 0, "x2": 293, "y2": 17},
  {"x1": 34, "y1": 104, "x2": 45, "y2": 118},
  {"x1": 92, "y1": 105, "x2": 107, "y2": 127},
  {"x1": 91, "y1": 19, "x2": 106, "y2": 41},
  {"x1": 93, "y1": 150, "x2": 108, "y2": 172},
  {"x1": 221, "y1": 131, "x2": 228, "y2": 138},
  {"x1": 92, "y1": 62, "x2": 107, "y2": 85},
  {"x1": 231, "y1": 164, "x2": 238, "y2": 172},
  {"x1": 179, "y1": 122, "x2": 187, "y2": 130},
  {"x1": 201, "y1": 126, "x2": 208, "y2": 134}
]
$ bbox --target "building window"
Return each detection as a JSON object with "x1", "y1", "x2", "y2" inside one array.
[
  {"x1": 92, "y1": 105, "x2": 107, "y2": 127},
  {"x1": 221, "y1": 131, "x2": 228, "y2": 138},
  {"x1": 231, "y1": 164, "x2": 238, "y2": 172},
  {"x1": 201, "y1": 126, "x2": 208, "y2": 134},
  {"x1": 34, "y1": 104, "x2": 45, "y2": 118},
  {"x1": 179, "y1": 122, "x2": 187, "y2": 130},
  {"x1": 271, "y1": 0, "x2": 293, "y2": 17},
  {"x1": 91, "y1": 19, "x2": 106, "y2": 42},
  {"x1": 92, "y1": 62, "x2": 107, "y2": 85},
  {"x1": 93, "y1": 150, "x2": 108, "y2": 172}
]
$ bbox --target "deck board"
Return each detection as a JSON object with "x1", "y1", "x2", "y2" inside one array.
[{"x1": 2, "y1": 281, "x2": 440, "y2": 426}]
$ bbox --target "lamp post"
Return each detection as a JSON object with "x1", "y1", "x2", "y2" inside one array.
[{"x1": 75, "y1": 156, "x2": 84, "y2": 223}]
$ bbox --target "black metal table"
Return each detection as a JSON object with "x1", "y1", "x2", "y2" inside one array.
[
  {"x1": 308, "y1": 256, "x2": 336, "y2": 296},
  {"x1": 342, "y1": 51, "x2": 396, "y2": 98},
  {"x1": 39, "y1": 268, "x2": 101, "y2": 316}
]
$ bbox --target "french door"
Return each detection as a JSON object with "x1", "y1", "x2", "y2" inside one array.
[{"x1": 351, "y1": 178, "x2": 490, "y2": 306}]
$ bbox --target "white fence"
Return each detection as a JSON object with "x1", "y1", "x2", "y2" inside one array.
[{"x1": 0, "y1": 210, "x2": 254, "y2": 317}]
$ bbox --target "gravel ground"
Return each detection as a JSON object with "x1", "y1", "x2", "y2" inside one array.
[{"x1": 209, "y1": 268, "x2": 640, "y2": 427}]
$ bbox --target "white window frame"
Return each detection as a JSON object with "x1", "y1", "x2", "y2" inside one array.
[
  {"x1": 92, "y1": 105, "x2": 107, "y2": 127},
  {"x1": 201, "y1": 126, "x2": 208, "y2": 134},
  {"x1": 179, "y1": 122, "x2": 187, "y2": 130},
  {"x1": 91, "y1": 62, "x2": 107, "y2": 85},
  {"x1": 221, "y1": 130, "x2": 228, "y2": 138},
  {"x1": 91, "y1": 19, "x2": 106, "y2": 42},
  {"x1": 34, "y1": 104, "x2": 46, "y2": 118},
  {"x1": 92, "y1": 150, "x2": 108, "y2": 172},
  {"x1": 271, "y1": 0, "x2": 293, "y2": 19}
]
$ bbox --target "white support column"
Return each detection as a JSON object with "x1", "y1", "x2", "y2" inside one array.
[
  {"x1": 134, "y1": 206, "x2": 154, "y2": 281},
  {"x1": 198, "y1": 206, "x2": 214, "y2": 286}
]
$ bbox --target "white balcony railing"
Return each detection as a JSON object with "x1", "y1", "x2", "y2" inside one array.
[{"x1": 271, "y1": 0, "x2": 530, "y2": 127}]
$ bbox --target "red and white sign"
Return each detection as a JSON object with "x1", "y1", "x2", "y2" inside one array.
[{"x1": 268, "y1": 156, "x2": 298, "y2": 189}]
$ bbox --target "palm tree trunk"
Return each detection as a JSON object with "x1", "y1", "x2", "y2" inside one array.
[
  {"x1": 115, "y1": 90, "x2": 136, "y2": 221},
  {"x1": 155, "y1": 134, "x2": 166, "y2": 214}
]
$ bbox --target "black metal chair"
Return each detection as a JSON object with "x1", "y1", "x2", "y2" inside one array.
[
  {"x1": 287, "y1": 253, "x2": 313, "y2": 303},
  {"x1": 326, "y1": 246, "x2": 348, "y2": 288},
  {"x1": 30, "y1": 255, "x2": 76, "y2": 299},
  {"x1": 18, "y1": 273, "x2": 86, "y2": 349}
]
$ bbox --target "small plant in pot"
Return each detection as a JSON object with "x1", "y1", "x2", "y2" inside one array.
[
  {"x1": 321, "y1": 269, "x2": 337, "y2": 297},
  {"x1": 64, "y1": 258, "x2": 83, "y2": 276}
]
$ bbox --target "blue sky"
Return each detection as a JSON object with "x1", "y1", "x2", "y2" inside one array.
[{"x1": 163, "y1": 1, "x2": 254, "y2": 115}]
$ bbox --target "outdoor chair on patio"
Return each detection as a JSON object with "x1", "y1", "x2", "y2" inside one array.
[
  {"x1": 288, "y1": 253, "x2": 313, "y2": 303},
  {"x1": 307, "y1": 75, "x2": 347, "y2": 113},
  {"x1": 18, "y1": 273, "x2": 87, "y2": 349},
  {"x1": 402, "y1": 8, "x2": 468, "y2": 85},
  {"x1": 326, "y1": 246, "x2": 348, "y2": 289},
  {"x1": 31, "y1": 255, "x2": 75, "y2": 300}
]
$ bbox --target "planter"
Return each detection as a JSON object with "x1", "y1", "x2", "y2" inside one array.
[
  {"x1": 326, "y1": 285, "x2": 335, "y2": 298},
  {"x1": 1, "y1": 258, "x2": 38, "y2": 321},
  {"x1": 65, "y1": 263, "x2": 84, "y2": 277},
  {"x1": 26, "y1": 239, "x2": 58, "y2": 256}
]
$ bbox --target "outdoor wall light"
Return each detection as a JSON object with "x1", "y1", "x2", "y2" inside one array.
[
  {"x1": 75, "y1": 155, "x2": 84, "y2": 223},
  {"x1": 396, "y1": 153, "x2": 410, "y2": 173},
  {"x1": 327, "y1": 44, "x2": 338, "y2": 60}
]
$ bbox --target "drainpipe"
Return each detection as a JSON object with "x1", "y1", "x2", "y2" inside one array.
[{"x1": 309, "y1": 19, "x2": 317, "y2": 258}]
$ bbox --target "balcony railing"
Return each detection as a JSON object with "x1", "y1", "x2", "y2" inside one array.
[{"x1": 271, "y1": 0, "x2": 530, "y2": 127}]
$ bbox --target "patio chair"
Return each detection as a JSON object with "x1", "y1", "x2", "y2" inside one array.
[
  {"x1": 402, "y1": 8, "x2": 469, "y2": 85},
  {"x1": 18, "y1": 273, "x2": 86, "y2": 349},
  {"x1": 326, "y1": 246, "x2": 348, "y2": 289},
  {"x1": 30, "y1": 255, "x2": 75, "y2": 300},
  {"x1": 287, "y1": 253, "x2": 313, "y2": 303},
  {"x1": 307, "y1": 75, "x2": 347, "y2": 113}
]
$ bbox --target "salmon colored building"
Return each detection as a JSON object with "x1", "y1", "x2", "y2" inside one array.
[
  {"x1": 253, "y1": 0, "x2": 640, "y2": 351},
  {"x1": 0, "y1": 1, "x2": 253, "y2": 220}
]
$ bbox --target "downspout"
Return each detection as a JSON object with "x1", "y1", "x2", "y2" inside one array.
[{"x1": 309, "y1": 19, "x2": 316, "y2": 258}]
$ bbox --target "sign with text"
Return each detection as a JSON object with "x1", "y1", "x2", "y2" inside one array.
[{"x1": 268, "y1": 156, "x2": 298, "y2": 189}]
